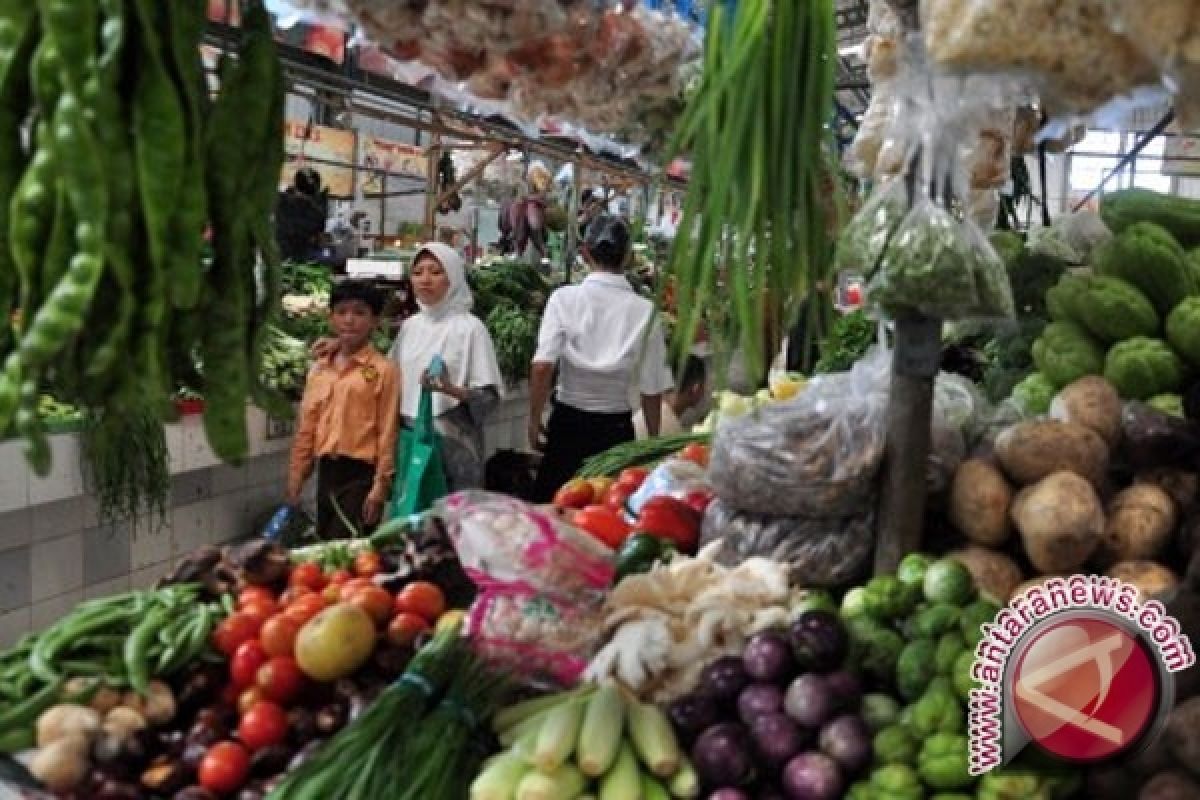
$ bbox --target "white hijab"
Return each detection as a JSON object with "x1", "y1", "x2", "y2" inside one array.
[{"x1": 389, "y1": 243, "x2": 504, "y2": 419}]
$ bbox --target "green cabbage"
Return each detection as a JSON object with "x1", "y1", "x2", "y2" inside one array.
[
  {"x1": 1167, "y1": 296, "x2": 1200, "y2": 368},
  {"x1": 1103, "y1": 336, "x2": 1185, "y2": 400},
  {"x1": 1010, "y1": 372, "x2": 1056, "y2": 415},
  {"x1": 1094, "y1": 221, "x2": 1193, "y2": 314},
  {"x1": 1032, "y1": 321, "x2": 1105, "y2": 388},
  {"x1": 1076, "y1": 276, "x2": 1159, "y2": 343}
]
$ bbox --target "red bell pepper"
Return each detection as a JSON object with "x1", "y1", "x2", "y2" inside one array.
[
  {"x1": 573, "y1": 505, "x2": 634, "y2": 550},
  {"x1": 635, "y1": 496, "x2": 701, "y2": 554}
]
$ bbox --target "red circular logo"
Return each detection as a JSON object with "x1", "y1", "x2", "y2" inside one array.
[{"x1": 1011, "y1": 615, "x2": 1159, "y2": 763}]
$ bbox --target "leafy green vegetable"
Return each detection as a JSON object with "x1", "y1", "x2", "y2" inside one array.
[
  {"x1": 484, "y1": 304, "x2": 540, "y2": 386},
  {"x1": 815, "y1": 310, "x2": 878, "y2": 373}
]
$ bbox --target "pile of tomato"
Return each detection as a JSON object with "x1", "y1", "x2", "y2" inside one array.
[{"x1": 190, "y1": 553, "x2": 452, "y2": 795}]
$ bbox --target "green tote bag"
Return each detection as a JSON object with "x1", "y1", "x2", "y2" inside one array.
[{"x1": 389, "y1": 386, "x2": 450, "y2": 518}]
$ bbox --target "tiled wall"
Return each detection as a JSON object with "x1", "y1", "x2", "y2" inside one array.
[{"x1": 0, "y1": 410, "x2": 293, "y2": 649}]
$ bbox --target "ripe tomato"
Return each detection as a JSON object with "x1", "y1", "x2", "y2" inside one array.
[
  {"x1": 353, "y1": 550, "x2": 382, "y2": 577},
  {"x1": 240, "y1": 601, "x2": 275, "y2": 628},
  {"x1": 237, "y1": 686, "x2": 267, "y2": 715},
  {"x1": 212, "y1": 613, "x2": 261, "y2": 658},
  {"x1": 616, "y1": 466, "x2": 649, "y2": 493},
  {"x1": 678, "y1": 442, "x2": 710, "y2": 467},
  {"x1": 237, "y1": 587, "x2": 277, "y2": 611},
  {"x1": 238, "y1": 702, "x2": 289, "y2": 752},
  {"x1": 393, "y1": 582, "x2": 446, "y2": 624},
  {"x1": 387, "y1": 612, "x2": 430, "y2": 647},
  {"x1": 259, "y1": 614, "x2": 301, "y2": 658},
  {"x1": 552, "y1": 478, "x2": 594, "y2": 510},
  {"x1": 338, "y1": 577, "x2": 377, "y2": 602},
  {"x1": 289, "y1": 562, "x2": 326, "y2": 592},
  {"x1": 603, "y1": 485, "x2": 632, "y2": 514},
  {"x1": 199, "y1": 741, "x2": 250, "y2": 794},
  {"x1": 256, "y1": 656, "x2": 305, "y2": 705},
  {"x1": 279, "y1": 585, "x2": 315, "y2": 606},
  {"x1": 586, "y1": 476, "x2": 615, "y2": 499},
  {"x1": 348, "y1": 586, "x2": 394, "y2": 626},
  {"x1": 573, "y1": 505, "x2": 633, "y2": 549},
  {"x1": 327, "y1": 568, "x2": 353, "y2": 587},
  {"x1": 283, "y1": 594, "x2": 327, "y2": 626},
  {"x1": 230, "y1": 640, "x2": 269, "y2": 689}
]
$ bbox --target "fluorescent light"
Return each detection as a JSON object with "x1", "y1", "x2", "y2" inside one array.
[{"x1": 838, "y1": 43, "x2": 862, "y2": 58}]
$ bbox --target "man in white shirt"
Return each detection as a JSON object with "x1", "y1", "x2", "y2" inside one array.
[
  {"x1": 528, "y1": 214, "x2": 674, "y2": 501},
  {"x1": 633, "y1": 355, "x2": 707, "y2": 440}
]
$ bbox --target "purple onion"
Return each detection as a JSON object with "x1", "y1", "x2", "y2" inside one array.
[
  {"x1": 737, "y1": 684, "x2": 785, "y2": 725},
  {"x1": 743, "y1": 631, "x2": 796, "y2": 684}
]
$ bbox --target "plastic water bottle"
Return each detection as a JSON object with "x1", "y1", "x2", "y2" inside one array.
[{"x1": 262, "y1": 504, "x2": 295, "y2": 542}]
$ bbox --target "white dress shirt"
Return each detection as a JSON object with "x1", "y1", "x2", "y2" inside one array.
[
  {"x1": 534, "y1": 272, "x2": 675, "y2": 413},
  {"x1": 633, "y1": 403, "x2": 681, "y2": 440}
]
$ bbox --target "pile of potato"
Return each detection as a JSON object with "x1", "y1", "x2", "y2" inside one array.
[{"x1": 945, "y1": 375, "x2": 1190, "y2": 604}]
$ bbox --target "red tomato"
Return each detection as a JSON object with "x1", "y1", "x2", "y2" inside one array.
[
  {"x1": 387, "y1": 612, "x2": 430, "y2": 647},
  {"x1": 289, "y1": 562, "x2": 326, "y2": 591},
  {"x1": 237, "y1": 686, "x2": 267, "y2": 715},
  {"x1": 259, "y1": 614, "x2": 301, "y2": 658},
  {"x1": 212, "y1": 613, "x2": 261, "y2": 658},
  {"x1": 327, "y1": 568, "x2": 353, "y2": 587},
  {"x1": 616, "y1": 467, "x2": 649, "y2": 493},
  {"x1": 338, "y1": 577, "x2": 377, "y2": 601},
  {"x1": 237, "y1": 587, "x2": 277, "y2": 611},
  {"x1": 256, "y1": 656, "x2": 305, "y2": 705},
  {"x1": 230, "y1": 640, "x2": 269, "y2": 689},
  {"x1": 279, "y1": 586, "x2": 315, "y2": 606},
  {"x1": 573, "y1": 505, "x2": 633, "y2": 549},
  {"x1": 348, "y1": 586, "x2": 394, "y2": 626},
  {"x1": 552, "y1": 478, "x2": 594, "y2": 510},
  {"x1": 238, "y1": 702, "x2": 289, "y2": 752},
  {"x1": 240, "y1": 601, "x2": 275, "y2": 628},
  {"x1": 283, "y1": 594, "x2": 327, "y2": 626},
  {"x1": 219, "y1": 682, "x2": 241, "y2": 708},
  {"x1": 681, "y1": 488, "x2": 715, "y2": 515},
  {"x1": 198, "y1": 741, "x2": 250, "y2": 794},
  {"x1": 678, "y1": 442, "x2": 710, "y2": 467},
  {"x1": 603, "y1": 485, "x2": 633, "y2": 514},
  {"x1": 353, "y1": 550, "x2": 382, "y2": 578},
  {"x1": 393, "y1": 582, "x2": 446, "y2": 624}
]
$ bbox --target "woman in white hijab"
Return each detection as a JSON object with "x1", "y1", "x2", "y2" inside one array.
[
  {"x1": 391, "y1": 243, "x2": 504, "y2": 490},
  {"x1": 314, "y1": 243, "x2": 503, "y2": 491}
]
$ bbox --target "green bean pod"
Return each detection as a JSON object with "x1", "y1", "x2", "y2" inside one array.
[{"x1": 0, "y1": 2, "x2": 37, "y2": 347}]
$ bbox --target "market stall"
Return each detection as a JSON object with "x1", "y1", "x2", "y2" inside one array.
[{"x1": 7, "y1": 0, "x2": 1200, "y2": 798}]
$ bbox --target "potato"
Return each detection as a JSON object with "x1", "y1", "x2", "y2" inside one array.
[
  {"x1": 1166, "y1": 698, "x2": 1200, "y2": 777},
  {"x1": 1101, "y1": 485, "x2": 1177, "y2": 564},
  {"x1": 1140, "y1": 771, "x2": 1200, "y2": 800},
  {"x1": 1011, "y1": 471, "x2": 1104, "y2": 573},
  {"x1": 948, "y1": 459, "x2": 1013, "y2": 546},
  {"x1": 949, "y1": 545, "x2": 1023, "y2": 606},
  {"x1": 1009, "y1": 575, "x2": 1066, "y2": 601},
  {"x1": 1137, "y1": 468, "x2": 1199, "y2": 513},
  {"x1": 995, "y1": 419, "x2": 1109, "y2": 487},
  {"x1": 1049, "y1": 375, "x2": 1122, "y2": 447},
  {"x1": 1108, "y1": 560, "x2": 1180, "y2": 601}
]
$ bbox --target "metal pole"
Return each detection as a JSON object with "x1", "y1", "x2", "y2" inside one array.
[
  {"x1": 565, "y1": 159, "x2": 582, "y2": 283},
  {"x1": 1072, "y1": 110, "x2": 1174, "y2": 212}
]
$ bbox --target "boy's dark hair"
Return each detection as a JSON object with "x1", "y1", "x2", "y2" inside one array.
[
  {"x1": 330, "y1": 279, "x2": 384, "y2": 315},
  {"x1": 584, "y1": 213, "x2": 631, "y2": 270},
  {"x1": 679, "y1": 355, "x2": 706, "y2": 390}
]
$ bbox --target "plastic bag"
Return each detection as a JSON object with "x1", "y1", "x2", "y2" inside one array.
[
  {"x1": 464, "y1": 573, "x2": 606, "y2": 687},
  {"x1": 847, "y1": 92, "x2": 896, "y2": 179},
  {"x1": 708, "y1": 350, "x2": 890, "y2": 517},
  {"x1": 870, "y1": 194, "x2": 1016, "y2": 321},
  {"x1": 835, "y1": 177, "x2": 910, "y2": 277},
  {"x1": 1050, "y1": 210, "x2": 1113, "y2": 263},
  {"x1": 626, "y1": 459, "x2": 710, "y2": 517},
  {"x1": 436, "y1": 491, "x2": 615, "y2": 594},
  {"x1": 699, "y1": 501, "x2": 875, "y2": 588},
  {"x1": 930, "y1": 374, "x2": 986, "y2": 492},
  {"x1": 920, "y1": 0, "x2": 1160, "y2": 117},
  {"x1": 1103, "y1": 0, "x2": 1200, "y2": 128}
]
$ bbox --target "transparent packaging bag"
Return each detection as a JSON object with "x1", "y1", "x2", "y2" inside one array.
[
  {"x1": 699, "y1": 501, "x2": 876, "y2": 589},
  {"x1": 920, "y1": 0, "x2": 1160, "y2": 117},
  {"x1": 708, "y1": 350, "x2": 891, "y2": 518},
  {"x1": 1104, "y1": 0, "x2": 1200, "y2": 128},
  {"x1": 835, "y1": 176, "x2": 910, "y2": 276},
  {"x1": 464, "y1": 574, "x2": 606, "y2": 687},
  {"x1": 435, "y1": 491, "x2": 616, "y2": 595}
]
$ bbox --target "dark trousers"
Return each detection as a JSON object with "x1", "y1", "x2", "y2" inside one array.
[
  {"x1": 316, "y1": 456, "x2": 377, "y2": 539},
  {"x1": 532, "y1": 401, "x2": 635, "y2": 502}
]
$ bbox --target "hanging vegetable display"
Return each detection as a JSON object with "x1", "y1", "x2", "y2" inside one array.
[
  {"x1": 665, "y1": 0, "x2": 839, "y2": 378},
  {"x1": 0, "y1": 0, "x2": 287, "y2": 474}
]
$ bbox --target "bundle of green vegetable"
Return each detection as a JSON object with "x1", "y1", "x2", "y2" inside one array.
[
  {"x1": 576, "y1": 432, "x2": 711, "y2": 479},
  {"x1": 282, "y1": 261, "x2": 335, "y2": 297},
  {"x1": 0, "y1": 0, "x2": 287, "y2": 472},
  {"x1": 486, "y1": 304, "x2": 541, "y2": 385},
  {"x1": 81, "y1": 400, "x2": 170, "y2": 528},
  {"x1": 0, "y1": 585, "x2": 221, "y2": 751},
  {"x1": 469, "y1": 260, "x2": 550, "y2": 321},
  {"x1": 260, "y1": 323, "x2": 311, "y2": 400},
  {"x1": 666, "y1": 0, "x2": 838, "y2": 378}
]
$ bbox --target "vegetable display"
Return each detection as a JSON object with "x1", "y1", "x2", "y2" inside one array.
[{"x1": 0, "y1": 0, "x2": 286, "y2": 472}]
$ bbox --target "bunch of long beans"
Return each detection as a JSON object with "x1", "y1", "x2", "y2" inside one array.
[{"x1": 666, "y1": 0, "x2": 837, "y2": 378}]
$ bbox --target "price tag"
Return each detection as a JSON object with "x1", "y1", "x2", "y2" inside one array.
[{"x1": 834, "y1": 270, "x2": 865, "y2": 312}]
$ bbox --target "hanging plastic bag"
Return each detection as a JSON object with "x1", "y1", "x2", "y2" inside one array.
[
  {"x1": 708, "y1": 350, "x2": 891, "y2": 518},
  {"x1": 699, "y1": 501, "x2": 875, "y2": 589},
  {"x1": 835, "y1": 177, "x2": 910, "y2": 278},
  {"x1": 1103, "y1": 0, "x2": 1200, "y2": 128},
  {"x1": 436, "y1": 491, "x2": 616, "y2": 594}
]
